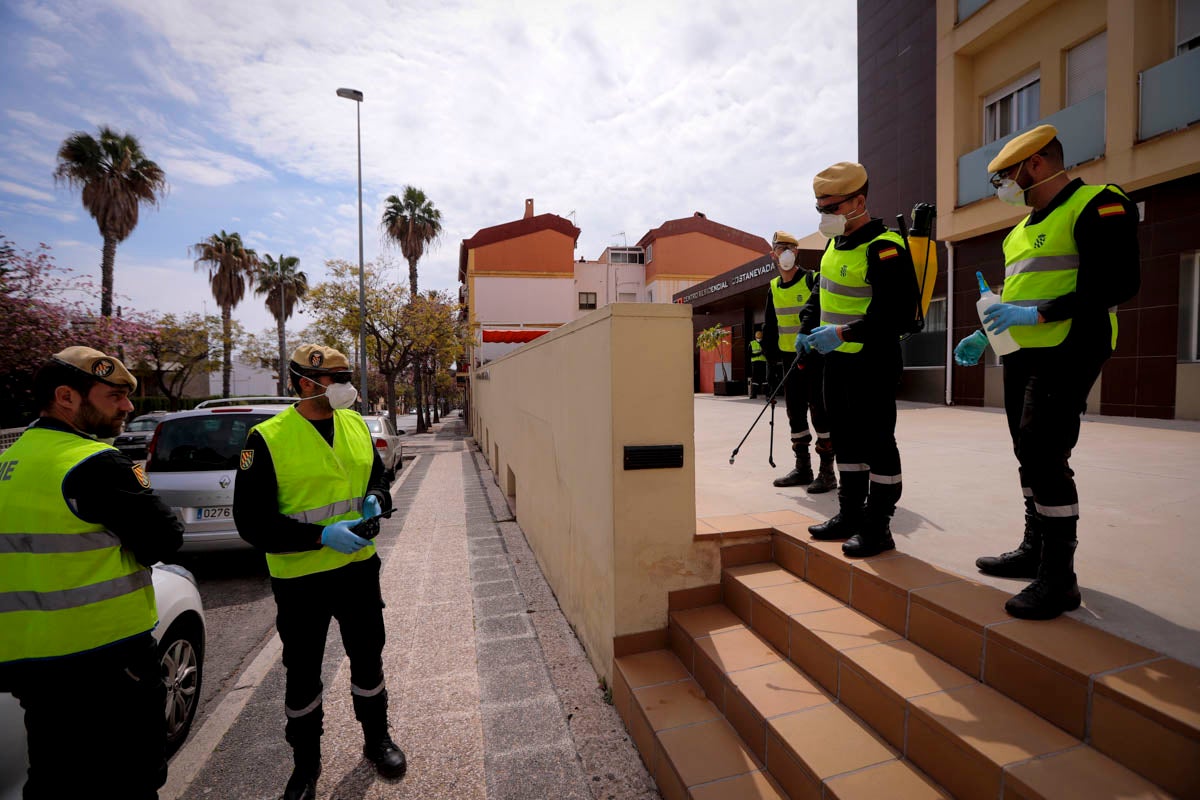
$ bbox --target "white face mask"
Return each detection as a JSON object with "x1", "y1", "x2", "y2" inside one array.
[
  {"x1": 322, "y1": 382, "x2": 359, "y2": 409},
  {"x1": 777, "y1": 249, "x2": 796, "y2": 270},
  {"x1": 818, "y1": 206, "x2": 865, "y2": 239},
  {"x1": 994, "y1": 162, "x2": 1066, "y2": 207}
]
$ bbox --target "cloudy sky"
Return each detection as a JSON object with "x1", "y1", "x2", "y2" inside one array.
[{"x1": 0, "y1": 0, "x2": 857, "y2": 338}]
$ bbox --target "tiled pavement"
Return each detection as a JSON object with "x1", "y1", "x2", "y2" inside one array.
[{"x1": 177, "y1": 419, "x2": 657, "y2": 799}]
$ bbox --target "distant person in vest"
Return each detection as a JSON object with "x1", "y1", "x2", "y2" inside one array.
[
  {"x1": 748, "y1": 328, "x2": 768, "y2": 399},
  {"x1": 233, "y1": 344, "x2": 404, "y2": 800},
  {"x1": 798, "y1": 163, "x2": 920, "y2": 557},
  {"x1": 953, "y1": 125, "x2": 1140, "y2": 620},
  {"x1": 761, "y1": 231, "x2": 837, "y2": 494},
  {"x1": 0, "y1": 346, "x2": 184, "y2": 799}
]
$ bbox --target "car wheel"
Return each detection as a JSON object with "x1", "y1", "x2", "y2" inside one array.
[
  {"x1": 384, "y1": 467, "x2": 396, "y2": 485},
  {"x1": 159, "y1": 618, "x2": 203, "y2": 757}
]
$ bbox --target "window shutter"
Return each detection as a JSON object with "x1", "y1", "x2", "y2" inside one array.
[{"x1": 1067, "y1": 32, "x2": 1107, "y2": 106}]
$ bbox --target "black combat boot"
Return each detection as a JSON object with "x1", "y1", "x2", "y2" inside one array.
[
  {"x1": 363, "y1": 724, "x2": 407, "y2": 779},
  {"x1": 843, "y1": 509, "x2": 896, "y2": 558},
  {"x1": 807, "y1": 441, "x2": 837, "y2": 494},
  {"x1": 1004, "y1": 530, "x2": 1081, "y2": 620},
  {"x1": 976, "y1": 513, "x2": 1041, "y2": 579},
  {"x1": 281, "y1": 745, "x2": 320, "y2": 800},
  {"x1": 773, "y1": 448, "x2": 814, "y2": 487}
]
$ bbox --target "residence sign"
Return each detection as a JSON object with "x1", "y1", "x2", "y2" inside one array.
[{"x1": 673, "y1": 255, "x2": 775, "y2": 306}]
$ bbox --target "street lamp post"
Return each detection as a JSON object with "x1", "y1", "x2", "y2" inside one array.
[{"x1": 336, "y1": 87, "x2": 368, "y2": 411}]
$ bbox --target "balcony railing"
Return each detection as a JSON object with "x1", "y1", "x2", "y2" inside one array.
[
  {"x1": 957, "y1": 0, "x2": 990, "y2": 23},
  {"x1": 957, "y1": 91, "x2": 1106, "y2": 207},
  {"x1": 1139, "y1": 47, "x2": 1200, "y2": 141}
]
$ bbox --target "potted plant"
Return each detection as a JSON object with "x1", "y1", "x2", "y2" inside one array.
[{"x1": 696, "y1": 324, "x2": 746, "y2": 396}]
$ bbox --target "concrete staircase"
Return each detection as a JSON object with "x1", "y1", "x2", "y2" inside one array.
[{"x1": 612, "y1": 512, "x2": 1199, "y2": 800}]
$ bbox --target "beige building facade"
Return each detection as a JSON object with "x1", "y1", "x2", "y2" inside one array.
[{"x1": 937, "y1": 0, "x2": 1200, "y2": 418}]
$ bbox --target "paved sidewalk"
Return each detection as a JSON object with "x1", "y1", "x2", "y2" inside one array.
[{"x1": 171, "y1": 419, "x2": 654, "y2": 800}]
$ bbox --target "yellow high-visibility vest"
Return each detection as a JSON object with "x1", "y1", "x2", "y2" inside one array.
[
  {"x1": 1002, "y1": 184, "x2": 1124, "y2": 349},
  {"x1": 818, "y1": 230, "x2": 907, "y2": 354},
  {"x1": 770, "y1": 274, "x2": 813, "y2": 353},
  {"x1": 750, "y1": 339, "x2": 766, "y2": 362},
  {"x1": 252, "y1": 406, "x2": 376, "y2": 579},
  {"x1": 0, "y1": 427, "x2": 156, "y2": 663}
]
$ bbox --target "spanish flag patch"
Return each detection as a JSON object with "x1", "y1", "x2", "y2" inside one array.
[
  {"x1": 878, "y1": 247, "x2": 900, "y2": 260},
  {"x1": 1097, "y1": 203, "x2": 1126, "y2": 217}
]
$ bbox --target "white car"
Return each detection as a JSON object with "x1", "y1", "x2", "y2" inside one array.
[
  {"x1": 361, "y1": 414, "x2": 404, "y2": 484},
  {"x1": 0, "y1": 562, "x2": 206, "y2": 798}
]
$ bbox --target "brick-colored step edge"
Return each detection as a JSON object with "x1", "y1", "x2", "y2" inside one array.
[
  {"x1": 769, "y1": 522, "x2": 1199, "y2": 798},
  {"x1": 718, "y1": 560, "x2": 1174, "y2": 799},
  {"x1": 612, "y1": 646, "x2": 945, "y2": 800}
]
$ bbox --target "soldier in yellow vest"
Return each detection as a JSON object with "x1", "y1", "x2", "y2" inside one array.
[
  {"x1": 233, "y1": 345, "x2": 404, "y2": 800},
  {"x1": 0, "y1": 347, "x2": 184, "y2": 799},
  {"x1": 748, "y1": 329, "x2": 767, "y2": 399},
  {"x1": 760, "y1": 231, "x2": 837, "y2": 493},
  {"x1": 798, "y1": 163, "x2": 921, "y2": 557},
  {"x1": 953, "y1": 125, "x2": 1140, "y2": 620}
]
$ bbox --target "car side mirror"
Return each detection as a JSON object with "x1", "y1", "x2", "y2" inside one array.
[{"x1": 396, "y1": 430, "x2": 405, "y2": 436}]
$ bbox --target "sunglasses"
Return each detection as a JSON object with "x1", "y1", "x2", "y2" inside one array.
[
  {"x1": 815, "y1": 194, "x2": 858, "y2": 215},
  {"x1": 328, "y1": 372, "x2": 354, "y2": 384},
  {"x1": 989, "y1": 161, "x2": 1024, "y2": 188}
]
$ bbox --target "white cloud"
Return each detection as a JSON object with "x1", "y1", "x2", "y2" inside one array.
[
  {"x1": 26, "y1": 36, "x2": 71, "y2": 71},
  {"x1": 0, "y1": 180, "x2": 55, "y2": 202},
  {"x1": 9, "y1": 201, "x2": 78, "y2": 223},
  {"x1": 157, "y1": 144, "x2": 272, "y2": 187}
]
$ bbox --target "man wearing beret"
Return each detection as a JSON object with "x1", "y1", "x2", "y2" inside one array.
[
  {"x1": 234, "y1": 344, "x2": 405, "y2": 799},
  {"x1": 0, "y1": 347, "x2": 184, "y2": 798},
  {"x1": 760, "y1": 230, "x2": 836, "y2": 493},
  {"x1": 799, "y1": 163, "x2": 921, "y2": 557},
  {"x1": 954, "y1": 125, "x2": 1140, "y2": 620}
]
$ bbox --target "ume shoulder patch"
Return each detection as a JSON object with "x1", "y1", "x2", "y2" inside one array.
[{"x1": 240, "y1": 449, "x2": 254, "y2": 470}]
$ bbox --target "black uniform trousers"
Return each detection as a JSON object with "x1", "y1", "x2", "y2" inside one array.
[
  {"x1": 776, "y1": 352, "x2": 830, "y2": 455},
  {"x1": 272, "y1": 555, "x2": 389, "y2": 750},
  {"x1": 10, "y1": 633, "x2": 165, "y2": 800},
  {"x1": 823, "y1": 346, "x2": 903, "y2": 517},
  {"x1": 1002, "y1": 339, "x2": 1109, "y2": 536},
  {"x1": 749, "y1": 360, "x2": 767, "y2": 396}
]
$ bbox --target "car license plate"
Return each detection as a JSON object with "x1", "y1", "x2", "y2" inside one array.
[{"x1": 195, "y1": 506, "x2": 233, "y2": 521}]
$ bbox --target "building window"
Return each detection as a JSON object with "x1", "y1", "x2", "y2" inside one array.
[
  {"x1": 646, "y1": 244, "x2": 654, "y2": 263},
  {"x1": 1066, "y1": 31, "x2": 1106, "y2": 106},
  {"x1": 983, "y1": 71, "x2": 1040, "y2": 144},
  {"x1": 608, "y1": 248, "x2": 645, "y2": 264},
  {"x1": 618, "y1": 292, "x2": 637, "y2": 303},
  {"x1": 1179, "y1": 0, "x2": 1200, "y2": 53},
  {"x1": 578, "y1": 292, "x2": 597, "y2": 310},
  {"x1": 1179, "y1": 252, "x2": 1200, "y2": 362}
]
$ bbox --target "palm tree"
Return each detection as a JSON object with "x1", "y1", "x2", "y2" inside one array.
[
  {"x1": 54, "y1": 126, "x2": 167, "y2": 317},
  {"x1": 256, "y1": 254, "x2": 308, "y2": 396},
  {"x1": 191, "y1": 231, "x2": 257, "y2": 397},
  {"x1": 382, "y1": 186, "x2": 442, "y2": 432}
]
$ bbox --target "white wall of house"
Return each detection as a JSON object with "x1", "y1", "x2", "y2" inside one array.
[
  {"x1": 209, "y1": 362, "x2": 278, "y2": 397},
  {"x1": 574, "y1": 261, "x2": 646, "y2": 307}
]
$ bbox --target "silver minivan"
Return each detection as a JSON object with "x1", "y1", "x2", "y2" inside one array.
[{"x1": 146, "y1": 398, "x2": 294, "y2": 552}]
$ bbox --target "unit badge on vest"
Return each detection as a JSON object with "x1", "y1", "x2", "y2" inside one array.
[
  {"x1": 840, "y1": 265, "x2": 848, "y2": 277},
  {"x1": 240, "y1": 449, "x2": 254, "y2": 470},
  {"x1": 131, "y1": 463, "x2": 151, "y2": 489},
  {"x1": 309, "y1": 351, "x2": 323, "y2": 368},
  {"x1": 1033, "y1": 233, "x2": 1046, "y2": 248},
  {"x1": 93, "y1": 358, "x2": 115, "y2": 378}
]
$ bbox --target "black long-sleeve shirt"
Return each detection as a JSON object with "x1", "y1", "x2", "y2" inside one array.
[
  {"x1": 32, "y1": 417, "x2": 184, "y2": 566},
  {"x1": 1027, "y1": 179, "x2": 1141, "y2": 348},
  {"x1": 232, "y1": 415, "x2": 392, "y2": 553},
  {"x1": 761, "y1": 268, "x2": 818, "y2": 363},
  {"x1": 799, "y1": 218, "x2": 921, "y2": 352}
]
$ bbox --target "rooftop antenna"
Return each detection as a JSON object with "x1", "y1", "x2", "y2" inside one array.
[{"x1": 612, "y1": 231, "x2": 627, "y2": 247}]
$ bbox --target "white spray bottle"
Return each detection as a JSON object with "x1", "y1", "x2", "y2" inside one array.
[{"x1": 975, "y1": 271, "x2": 1019, "y2": 357}]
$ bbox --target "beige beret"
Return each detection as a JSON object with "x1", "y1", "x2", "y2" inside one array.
[
  {"x1": 53, "y1": 346, "x2": 137, "y2": 391},
  {"x1": 813, "y1": 162, "x2": 868, "y2": 198},
  {"x1": 290, "y1": 343, "x2": 352, "y2": 373},
  {"x1": 772, "y1": 230, "x2": 799, "y2": 247},
  {"x1": 987, "y1": 124, "x2": 1058, "y2": 174}
]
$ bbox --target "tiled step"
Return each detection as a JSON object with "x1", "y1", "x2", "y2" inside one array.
[{"x1": 765, "y1": 523, "x2": 1199, "y2": 796}]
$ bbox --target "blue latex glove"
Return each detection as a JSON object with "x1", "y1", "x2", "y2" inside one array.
[
  {"x1": 983, "y1": 303, "x2": 1038, "y2": 334},
  {"x1": 954, "y1": 330, "x2": 988, "y2": 366},
  {"x1": 321, "y1": 519, "x2": 370, "y2": 553},
  {"x1": 809, "y1": 325, "x2": 843, "y2": 355},
  {"x1": 362, "y1": 495, "x2": 381, "y2": 520},
  {"x1": 794, "y1": 332, "x2": 813, "y2": 354}
]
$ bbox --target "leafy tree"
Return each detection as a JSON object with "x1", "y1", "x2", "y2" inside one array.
[
  {"x1": 381, "y1": 186, "x2": 442, "y2": 432},
  {"x1": 191, "y1": 231, "x2": 257, "y2": 397},
  {"x1": 134, "y1": 313, "x2": 222, "y2": 410},
  {"x1": 241, "y1": 326, "x2": 304, "y2": 383},
  {"x1": 54, "y1": 127, "x2": 167, "y2": 317},
  {"x1": 255, "y1": 254, "x2": 308, "y2": 395},
  {"x1": 696, "y1": 324, "x2": 731, "y2": 383}
]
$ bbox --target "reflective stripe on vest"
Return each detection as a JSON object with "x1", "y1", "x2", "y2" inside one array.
[
  {"x1": 770, "y1": 274, "x2": 813, "y2": 353},
  {"x1": 1001, "y1": 184, "x2": 1124, "y2": 349},
  {"x1": 252, "y1": 407, "x2": 376, "y2": 579},
  {"x1": 0, "y1": 427, "x2": 157, "y2": 664},
  {"x1": 819, "y1": 230, "x2": 907, "y2": 354},
  {"x1": 749, "y1": 340, "x2": 766, "y2": 362}
]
